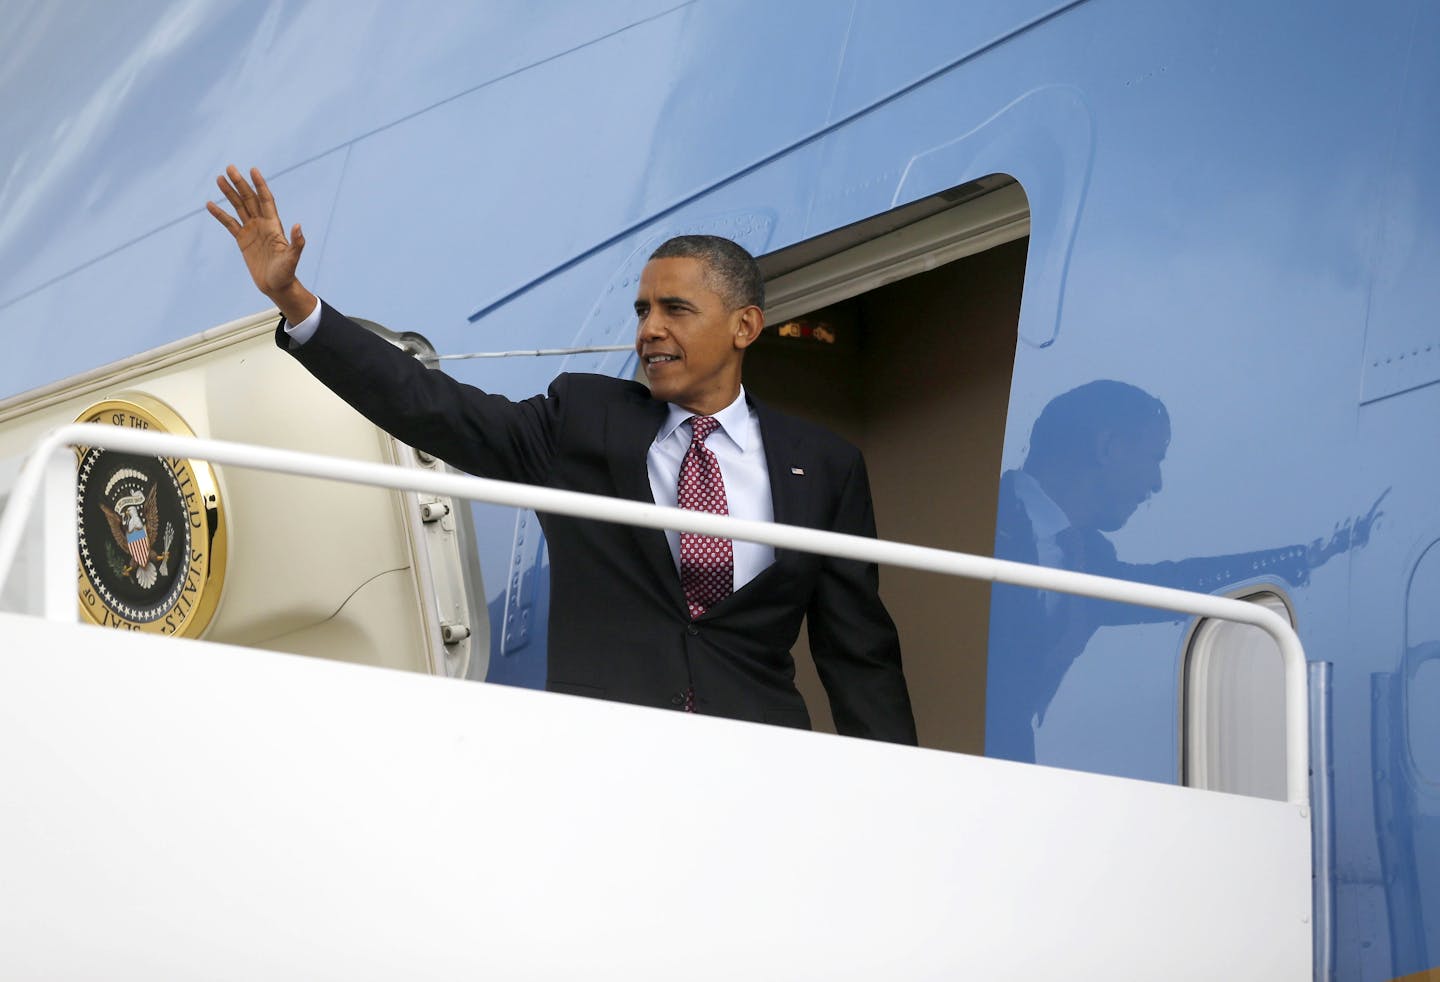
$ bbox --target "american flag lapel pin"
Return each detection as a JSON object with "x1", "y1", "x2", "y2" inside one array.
[{"x1": 791, "y1": 466, "x2": 805, "y2": 476}]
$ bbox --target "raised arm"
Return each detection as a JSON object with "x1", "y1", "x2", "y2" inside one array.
[{"x1": 206, "y1": 165, "x2": 318, "y2": 324}]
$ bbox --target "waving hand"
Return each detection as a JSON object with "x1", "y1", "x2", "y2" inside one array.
[{"x1": 207, "y1": 165, "x2": 317, "y2": 324}]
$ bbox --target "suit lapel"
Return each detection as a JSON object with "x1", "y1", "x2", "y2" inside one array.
[
  {"x1": 605, "y1": 392, "x2": 686, "y2": 609},
  {"x1": 753, "y1": 397, "x2": 812, "y2": 531},
  {"x1": 603, "y1": 392, "x2": 819, "y2": 619}
]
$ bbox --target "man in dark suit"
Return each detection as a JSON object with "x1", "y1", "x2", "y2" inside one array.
[
  {"x1": 209, "y1": 165, "x2": 916, "y2": 744},
  {"x1": 987, "y1": 380, "x2": 1384, "y2": 763}
]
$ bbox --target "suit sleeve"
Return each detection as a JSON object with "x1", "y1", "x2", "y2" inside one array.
[
  {"x1": 806, "y1": 451, "x2": 918, "y2": 745},
  {"x1": 1080, "y1": 531, "x2": 1312, "y2": 627},
  {"x1": 277, "y1": 300, "x2": 561, "y2": 484}
]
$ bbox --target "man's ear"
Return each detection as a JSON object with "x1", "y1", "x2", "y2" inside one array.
[{"x1": 733, "y1": 305, "x2": 764, "y2": 350}]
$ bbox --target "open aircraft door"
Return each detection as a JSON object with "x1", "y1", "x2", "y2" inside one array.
[{"x1": 0, "y1": 310, "x2": 487, "y2": 680}]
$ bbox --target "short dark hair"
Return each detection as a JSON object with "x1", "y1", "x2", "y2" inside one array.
[
  {"x1": 648, "y1": 235, "x2": 765, "y2": 310},
  {"x1": 1025, "y1": 380, "x2": 1169, "y2": 470}
]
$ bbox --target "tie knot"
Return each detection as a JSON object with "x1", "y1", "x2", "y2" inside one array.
[{"x1": 688, "y1": 415, "x2": 720, "y2": 445}]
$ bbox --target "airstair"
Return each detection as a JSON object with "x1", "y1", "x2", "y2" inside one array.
[{"x1": 0, "y1": 425, "x2": 1315, "y2": 980}]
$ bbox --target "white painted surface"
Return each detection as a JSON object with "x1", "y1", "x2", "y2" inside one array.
[
  {"x1": 1187, "y1": 592, "x2": 1292, "y2": 801},
  {"x1": 0, "y1": 423, "x2": 1314, "y2": 804},
  {"x1": 0, "y1": 312, "x2": 453, "y2": 671},
  {"x1": 0, "y1": 613, "x2": 1312, "y2": 980},
  {"x1": 763, "y1": 180, "x2": 1030, "y2": 323}
]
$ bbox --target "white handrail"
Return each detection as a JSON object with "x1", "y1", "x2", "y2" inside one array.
[{"x1": 0, "y1": 422, "x2": 1312, "y2": 806}]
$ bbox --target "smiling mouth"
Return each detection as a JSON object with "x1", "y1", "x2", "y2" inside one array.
[{"x1": 644, "y1": 354, "x2": 679, "y2": 367}]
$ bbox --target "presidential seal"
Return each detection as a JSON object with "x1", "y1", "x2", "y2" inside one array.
[{"x1": 74, "y1": 397, "x2": 226, "y2": 637}]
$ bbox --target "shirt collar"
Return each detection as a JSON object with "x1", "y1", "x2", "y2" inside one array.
[
  {"x1": 1012, "y1": 469, "x2": 1071, "y2": 541},
  {"x1": 655, "y1": 387, "x2": 751, "y2": 451}
]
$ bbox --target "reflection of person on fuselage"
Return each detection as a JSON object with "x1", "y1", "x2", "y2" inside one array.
[
  {"x1": 206, "y1": 166, "x2": 917, "y2": 744},
  {"x1": 986, "y1": 380, "x2": 1386, "y2": 764}
]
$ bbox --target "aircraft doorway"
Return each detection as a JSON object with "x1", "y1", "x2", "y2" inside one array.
[{"x1": 747, "y1": 178, "x2": 1027, "y2": 753}]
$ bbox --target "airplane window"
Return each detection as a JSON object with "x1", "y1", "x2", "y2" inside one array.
[
  {"x1": 1183, "y1": 591, "x2": 1292, "y2": 801},
  {"x1": 1405, "y1": 541, "x2": 1440, "y2": 783},
  {"x1": 1410, "y1": 660, "x2": 1440, "y2": 780}
]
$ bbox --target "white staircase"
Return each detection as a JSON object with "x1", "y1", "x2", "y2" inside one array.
[{"x1": 0, "y1": 611, "x2": 1311, "y2": 980}]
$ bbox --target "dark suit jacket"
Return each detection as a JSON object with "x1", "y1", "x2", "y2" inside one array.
[{"x1": 280, "y1": 302, "x2": 917, "y2": 744}]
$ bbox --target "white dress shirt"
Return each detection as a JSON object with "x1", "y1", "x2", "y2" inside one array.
[
  {"x1": 284, "y1": 299, "x2": 324, "y2": 345},
  {"x1": 1011, "y1": 469, "x2": 1069, "y2": 569},
  {"x1": 285, "y1": 302, "x2": 776, "y2": 591},
  {"x1": 647, "y1": 390, "x2": 774, "y2": 591}
]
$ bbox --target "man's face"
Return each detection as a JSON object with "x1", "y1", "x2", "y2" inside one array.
[
  {"x1": 1093, "y1": 418, "x2": 1170, "y2": 531},
  {"x1": 633, "y1": 257, "x2": 755, "y2": 415}
]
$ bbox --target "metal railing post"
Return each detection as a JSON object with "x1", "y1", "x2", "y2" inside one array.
[
  {"x1": 40, "y1": 445, "x2": 76, "y2": 624},
  {"x1": 1308, "y1": 661, "x2": 1336, "y2": 980}
]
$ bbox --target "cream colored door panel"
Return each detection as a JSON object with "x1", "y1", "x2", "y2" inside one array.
[{"x1": 0, "y1": 310, "x2": 485, "y2": 677}]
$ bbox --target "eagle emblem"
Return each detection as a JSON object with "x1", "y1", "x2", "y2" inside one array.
[
  {"x1": 98, "y1": 468, "x2": 174, "y2": 589},
  {"x1": 75, "y1": 396, "x2": 226, "y2": 637}
]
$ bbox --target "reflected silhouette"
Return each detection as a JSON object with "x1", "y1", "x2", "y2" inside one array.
[{"x1": 986, "y1": 380, "x2": 1385, "y2": 764}]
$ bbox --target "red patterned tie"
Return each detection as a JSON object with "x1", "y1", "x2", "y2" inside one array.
[{"x1": 678, "y1": 415, "x2": 734, "y2": 620}]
